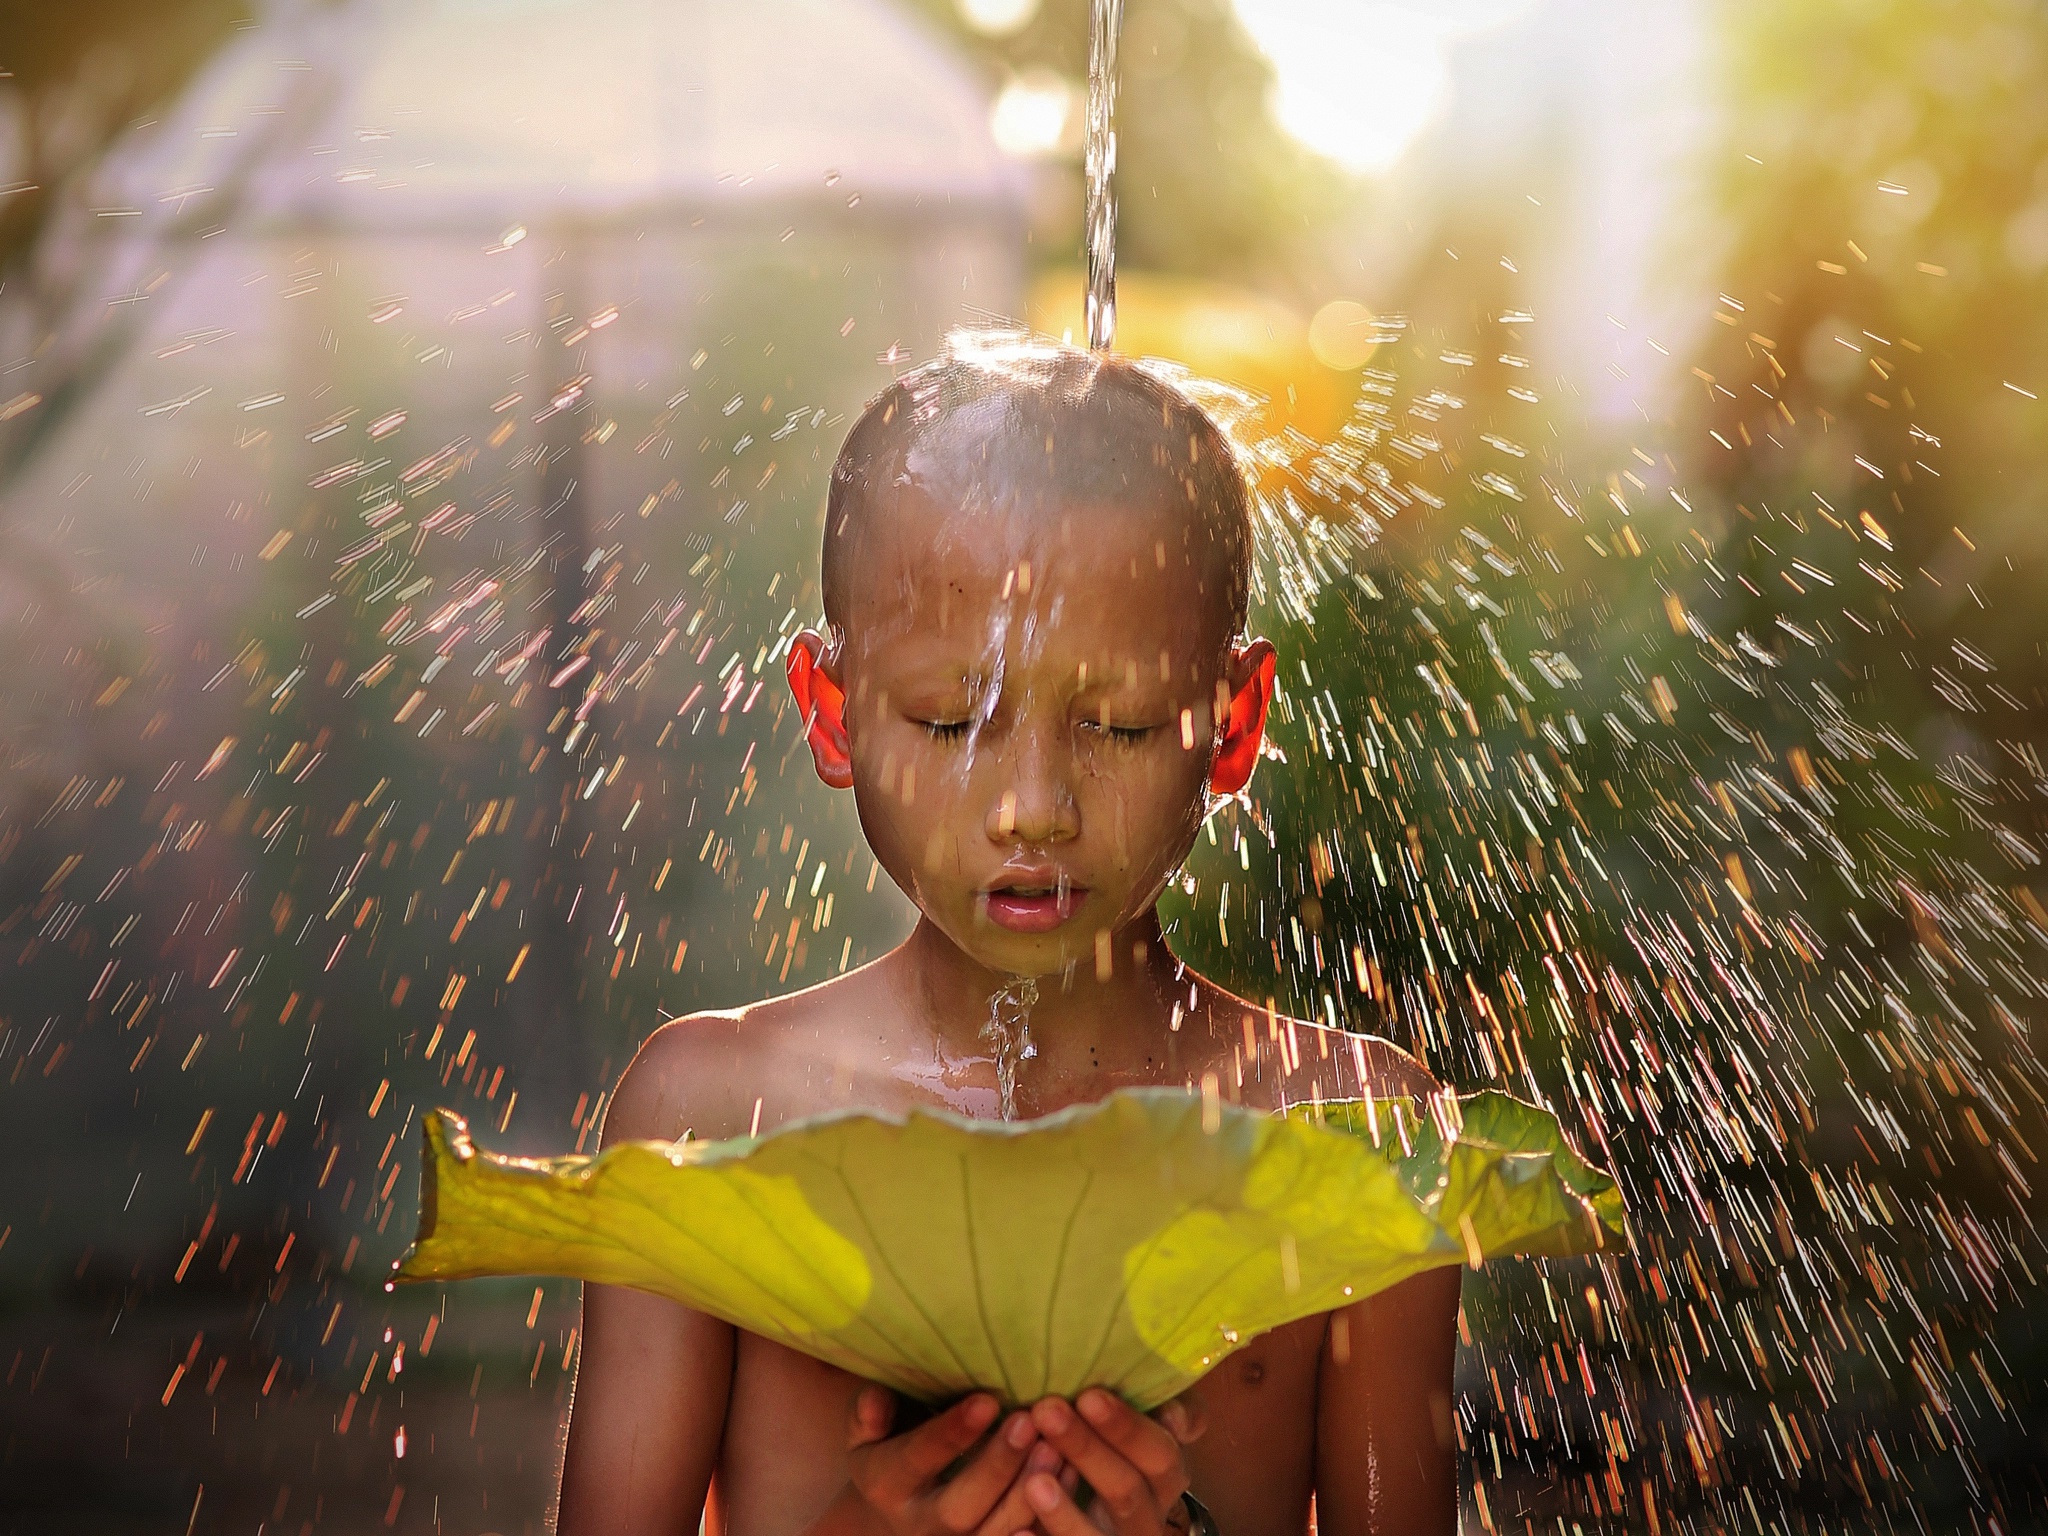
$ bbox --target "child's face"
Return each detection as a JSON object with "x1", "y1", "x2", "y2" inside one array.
[{"x1": 793, "y1": 479, "x2": 1271, "y2": 981}]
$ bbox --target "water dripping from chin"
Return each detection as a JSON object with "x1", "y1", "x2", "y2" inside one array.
[{"x1": 981, "y1": 973, "x2": 1040, "y2": 1121}]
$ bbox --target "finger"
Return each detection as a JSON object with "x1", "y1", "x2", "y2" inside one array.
[
  {"x1": 970, "y1": 1441, "x2": 1063, "y2": 1536},
  {"x1": 1151, "y1": 1391, "x2": 1208, "y2": 1448},
  {"x1": 847, "y1": 1384, "x2": 897, "y2": 1451},
  {"x1": 1077, "y1": 1390, "x2": 1187, "y2": 1488},
  {"x1": 857, "y1": 1393, "x2": 1000, "y2": 1503},
  {"x1": 900, "y1": 1394, "x2": 1004, "y2": 1485},
  {"x1": 1028, "y1": 1399, "x2": 1163, "y2": 1532},
  {"x1": 1024, "y1": 1470, "x2": 1118, "y2": 1536},
  {"x1": 931, "y1": 1412, "x2": 1038, "y2": 1533}
]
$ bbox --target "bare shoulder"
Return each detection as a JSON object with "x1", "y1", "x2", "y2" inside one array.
[
  {"x1": 1185, "y1": 967, "x2": 1440, "y2": 1101},
  {"x1": 602, "y1": 960, "x2": 903, "y2": 1146},
  {"x1": 601, "y1": 1008, "x2": 756, "y2": 1146},
  {"x1": 1275, "y1": 1016, "x2": 1439, "y2": 1101}
]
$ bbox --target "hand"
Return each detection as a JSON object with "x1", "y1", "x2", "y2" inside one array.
[
  {"x1": 842, "y1": 1385, "x2": 1054, "y2": 1536},
  {"x1": 1022, "y1": 1389, "x2": 1207, "y2": 1536}
]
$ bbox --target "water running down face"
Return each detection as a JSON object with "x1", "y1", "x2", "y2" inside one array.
[{"x1": 789, "y1": 336, "x2": 1276, "y2": 982}]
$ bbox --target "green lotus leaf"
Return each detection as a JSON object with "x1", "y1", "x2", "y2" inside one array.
[{"x1": 398, "y1": 1087, "x2": 1622, "y2": 1409}]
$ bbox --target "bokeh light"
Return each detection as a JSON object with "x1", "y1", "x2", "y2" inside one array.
[
  {"x1": 1307, "y1": 297, "x2": 1379, "y2": 370},
  {"x1": 991, "y1": 67, "x2": 1081, "y2": 158},
  {"x1": 1230, "y1": 0, "x2": 1540, "y2": 174},
  {"x1": 4, "y1": 1, "x2": 2048, "y2": 1533},
  {"x1": 959, "y1": 0, "x2": 1044, "y2": 38}
]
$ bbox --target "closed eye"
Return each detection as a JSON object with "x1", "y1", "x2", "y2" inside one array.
[
  {"x1": 1081, "y1": 721, "x2": 1159, "y2": 745},
  {"x1": 919, "y1": 719, "x2": 973, "y2": 741}
]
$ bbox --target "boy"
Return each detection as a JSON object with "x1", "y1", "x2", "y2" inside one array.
[{"x1": 558, "y1": 338, "x2": 1458, "y2": 1536}]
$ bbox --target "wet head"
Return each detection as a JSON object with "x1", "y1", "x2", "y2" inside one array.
[{"x1": 788, "y1": 335, "x2": 1276, "y2": 981}]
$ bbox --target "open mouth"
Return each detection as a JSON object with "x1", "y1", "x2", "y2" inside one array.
[{"x1": 980, "y1": 883, "x2": 1086, "y2": 934}]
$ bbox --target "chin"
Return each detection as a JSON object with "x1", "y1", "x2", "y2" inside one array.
[
  {"x1": 950, "y1": 918, "x2": 1089, "y2": 978},
  {"x1": 965, "y1": 933, "x2": 1076, "y2": 978}
]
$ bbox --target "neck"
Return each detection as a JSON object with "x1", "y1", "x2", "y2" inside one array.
[{"x1": 899, "y1": 909, "x2": 1180, "y2": 1074}]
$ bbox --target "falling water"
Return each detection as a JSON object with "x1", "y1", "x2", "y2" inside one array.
[
  {"x1": 5, "y1": 1, "x2": 2046, "y2": 1530},
  {"x1": 981, "y1": 975, "x2": 1040, "y2": 1120},
  {"x1": 1083, "y1": 0, "x2": 1123, "y2": 351}
]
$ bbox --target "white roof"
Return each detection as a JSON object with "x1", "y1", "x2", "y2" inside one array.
[{"x1": 101, "y1": 0, "x2": 1024, "y2": 231}]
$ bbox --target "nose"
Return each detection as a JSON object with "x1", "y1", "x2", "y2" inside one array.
[{"x1": 985, "y1": 720, "x2": 1079, "y2": 845}]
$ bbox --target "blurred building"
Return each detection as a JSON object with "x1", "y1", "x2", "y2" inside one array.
[
  {"x1": 0, "y1": 4, "x2": 1027, "y2": 1526},
  {"x1": 1402, "y1": 0, "x2": 1710, "y2": 420},
  {"x1": 0, "y1": 0, "x2": 1023, "y2": 1270}
]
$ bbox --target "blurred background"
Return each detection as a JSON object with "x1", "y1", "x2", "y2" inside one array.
[{"x1": 1, "y1": 0, "x2": 2045, "y2": 1531}]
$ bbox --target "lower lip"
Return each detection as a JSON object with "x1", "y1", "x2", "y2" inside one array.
[{"x1": 982, "y1": 890, "x2": 1084, "y2": 933}]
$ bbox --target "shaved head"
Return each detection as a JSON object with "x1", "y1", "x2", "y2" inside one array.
[{"x1": 821, "y1": 335, "x2": 1253, "y2": 647}]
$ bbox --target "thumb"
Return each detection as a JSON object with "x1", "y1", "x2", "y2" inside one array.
[
  {"x1": 1154, "y1": 1390, "x2": 1208, "y2": 1446},
  {"x1": 847, "y1": 1384, "x2": 898, "y2": 1451}
]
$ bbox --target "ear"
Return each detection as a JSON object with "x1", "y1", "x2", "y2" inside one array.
[
  {"x1": 785, "y1": 629, "x2": 854, "y2": 789},
  {"x1": 1210, "y1": 639, "x2": 1276, "y2": 796}
]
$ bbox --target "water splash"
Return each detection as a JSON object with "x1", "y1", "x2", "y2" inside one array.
[
  {"x1": 154, "y1": 291, "x2": 2044, "y2": 1532},
  {"x1": 2, "y1": 18, "x2": 2042, "y2": 1514},
  {"x1": 981, "y1": 974, "x2": 1040, "y2": 1120},
  {"x1": 1083, "y1": 0, "x2": 1122, "y2": 351},
  {"x1": 1137, "y1": 297, "x2": 2048, "y2": 1532}
]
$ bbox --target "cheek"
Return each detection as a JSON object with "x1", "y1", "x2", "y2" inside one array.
[
  {"x1": 1082, "y1": 744, "x2": 1210, "y2": 870},
  {"x1": 849, "y1": 729, "x2": 985, "y2": 865}
]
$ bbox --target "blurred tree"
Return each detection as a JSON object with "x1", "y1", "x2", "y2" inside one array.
[
  {"x1": 1152, "y1": 6, "x2": 2048, "y2": 1528},
  {"x1": 0, "y1": 0, "x2": 249, "y2": 272},
  {"x1": 1675, "y1": 0, "x2": 2048, "y2": 761},
  {"x1": 0, "y1": 0, "x2": 261, "y2": 495}
]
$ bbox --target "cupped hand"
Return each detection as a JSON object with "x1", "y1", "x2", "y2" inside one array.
[
  {"x1": 1021, "y1": 1389, "x2": 1207, "y2": 1536},
  {"x1": 842, "y1": 1385, "x2": 1054, "y2": 1536}
]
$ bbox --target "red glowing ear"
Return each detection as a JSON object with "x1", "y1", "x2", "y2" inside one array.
[
  {"x1": 1210, "y1": 642, "x2": 1276, "y2": 796},
  {"x1": 785, "y1": 631, "x2": 853, "y2": 789}
]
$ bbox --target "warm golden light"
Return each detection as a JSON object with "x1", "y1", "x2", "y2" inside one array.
[
  {"x1": 1307, "y1": 298, "x2": 1379, "y2": 370},
  {"x1": 990, "y1": 69, "x2": 1079, "y2": 159},
  {"x1": 958, "y1": 0, "x2": 1041, "y2": 38}
]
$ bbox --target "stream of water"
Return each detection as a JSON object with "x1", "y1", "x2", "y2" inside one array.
[
  {"x1": 0, "y1": 3, "x2": 2040, "y2": 1531},
  {"x1": 1060, "y1": 5, "x2": 2046, "y2": 1529},
  {"x1": 1083, "y1": 0, "x2": 1122, "y2": 351}
]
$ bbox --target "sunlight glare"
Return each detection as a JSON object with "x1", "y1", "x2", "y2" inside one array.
[
  {"x1": 1231, "y1": 0, "x2": 1538, "y2": 174},
  {"x1": 958, "y1": 0, "x2": 1041, "y2": 37},
  {"x1": 990, "y1": 69, "x2": 1079, "y2": 159}
]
